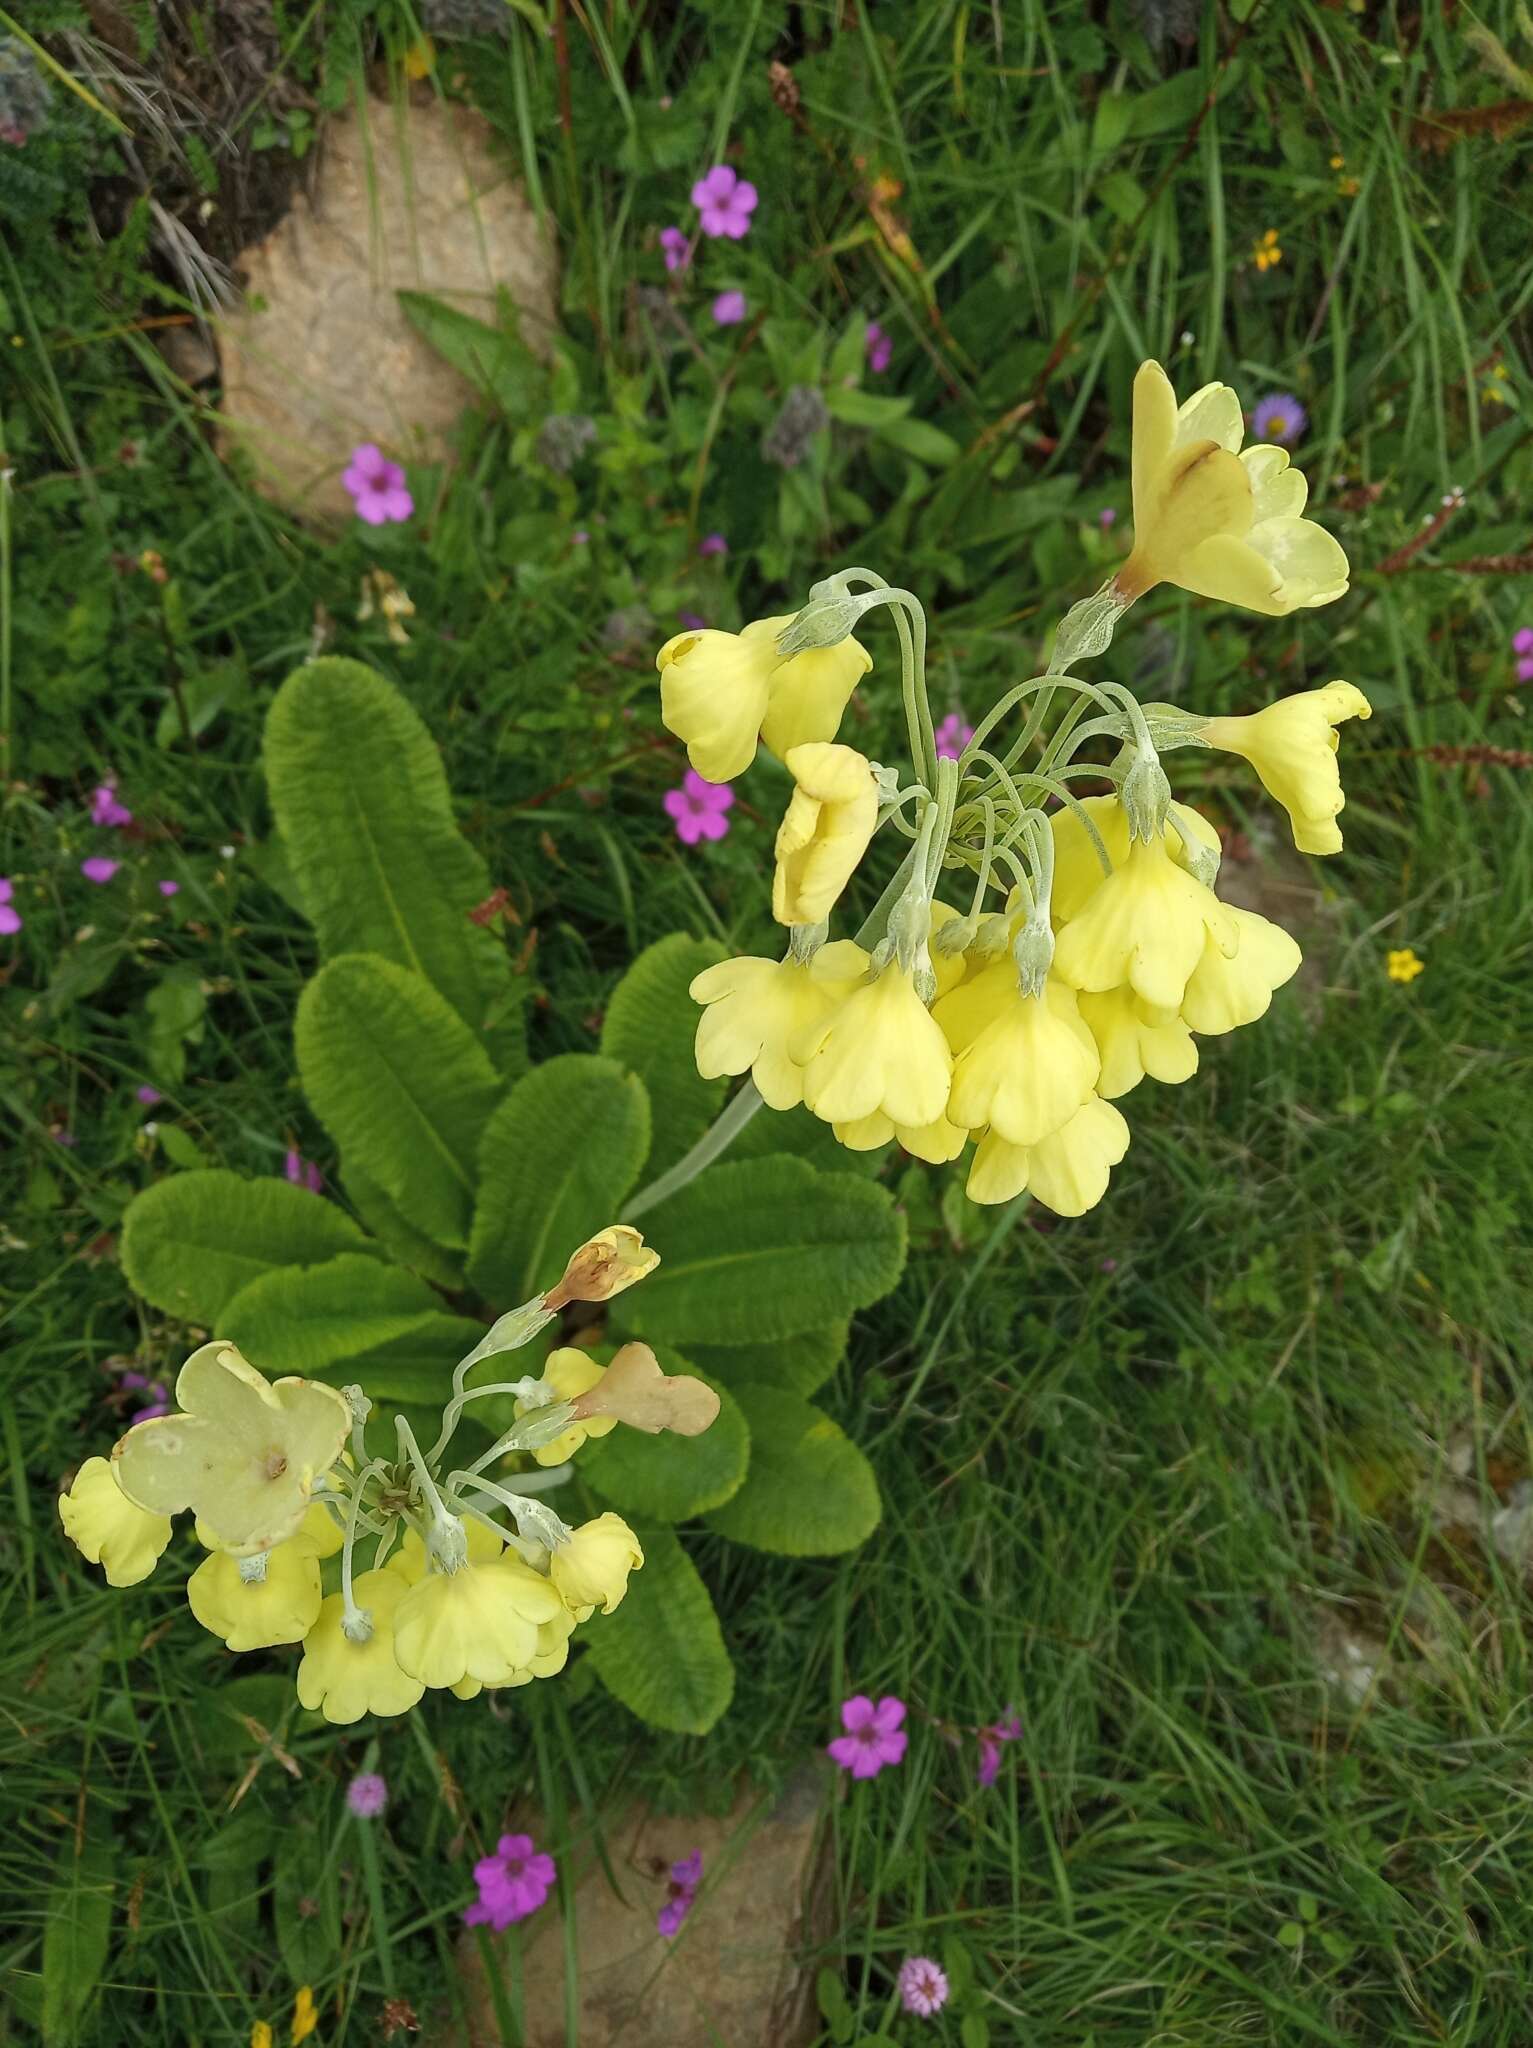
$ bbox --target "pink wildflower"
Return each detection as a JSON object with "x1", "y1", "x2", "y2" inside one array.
[
  {"x1": 897, "y1": 1956, "x2": 950, "y2": 2019},
  {"x1": 691, "y1": 164, "x2": 757, "y2": 240},
  {"x1": 157, "y1": 879, "x2": 180, "y2": 897},
  {"x1": 463, "y1": 1834, "x2": 556, "y2": 1929},
  {"x1": 341, "y1": 443, "x2": 413, "y2": 526},
  {"x1": 865, "y1": 322, "x2": 892, "y2": 373},
  {"x1": 1515, "y1": 629, "x2": 1533, "y2": 682},
  {"x1": 976, "y1": 1707, "x2": 1022, "y2": 1788},
  {"x1": 698, "y1": 533, "x2": 728, "y2": 557},
  {"x1": 136, "y1": 1085, "x2": 162, "y2": 1106},
  {"x1": 120, "y1": 1371, "x2": 171, "y2": 1422},
  {"x1": 0, "y1": 878, "x2": 20, "y2": 935},
  {"x1": 657, "y1": 1848, "x2": 702, "y2": 1937},
  {"x1": 285, "y1": 1149, "x2": 324, "y2": 1194},
  {"x1": 712, "y1": 290, "x2": 746, "y2": 326},
  {"x1": 91, "y1": 782, "x2": 133, "y2": 828},
  {"x1": 934, "y1": 712, "x2": 974, "y2": 760},
  {"x1": 347, "y1": 1772, "x2": 388, "y2": 1819},
  {"x1": 81, "y1": 857, "x2": 120, "y2": 884},
  {"x1": 663, "y1": 769, "x2": 734, "y2": 846},
  {"x1": 659, "y1": 225, "x2": 691, "y2": 273},
  {"x1": 827, "y1": 1694, "x2": 907, "y2": 1779},
  {"x1": 1099, "y1": 506, "x2": 1118, "y2": 529}
]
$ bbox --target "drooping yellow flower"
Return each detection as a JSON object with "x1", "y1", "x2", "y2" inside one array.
[
  {"x1": 112, "y1": 1341, "x2": 350, "y2": 1558},
  {"x1": 514, "y1": 1347, "x2": 619, "y2": 1467},
  {"x1": 832, "y1": 1107, "x2": 970, "y2": 1162},
  {"x1": 392, "y1": 1555, "x2": 567, "y2": 1689},
  {"x1": 772, "y1": 743, "x2": 879, "y2": 926},
  {"x1": 690, "y1": 941, "x2": 868, "y2": 1109},
  {"x1": 1053, "y1": 831, "x2": 1238, "y2": 1011},
  {"x1": 1078, "y1": 986, "x2": 1199, "y2": 1096},
  {"x1": 1050, "y1": 795, "x2": 1220, "y2": 922},
  {"x1": 932, "y1": 957, "x2": 1015, "y2": 1053},
  {"x1": 187, "y1": 1539, "x2": 322, "y2": 1651},
  {"x1": 548, "y1": 1511, "x2": 644, "y2": 1622},
  {"x1": 1179, "y1": 907, "x2": 1302, "y2": 1035},
  {"x1": 1200, "y1": 682, "x2": 1371, "y2": 855},
  {"x1": 1387, "y1": 947, "x2": 1425, "y2": 985},
  {"x1": 295, "y1": 1568, "x2": 425, "y2": 1724},
  {"x1": 58, "y1": 1456, "x2": 174, "y2": 1588},
  {"x1": 504, "y1": 1607, "x2": 578, "y2": 1687},
  {"x1": 798, "y1": 961, "x2": 953, "y2": 1129},
  {"x1": 656, "y1": 627, "x2": 777, "y2": 783},
  {"x1": 967, "y1": 1096, "x2": 1131, "y2": 1215},
  {"x1": 746, "y1": 615, "x2": 874, "y2": 759},
  {"x1": 948, "y1": 977, "x2": 1100, "y2": 1147},
  {"x1": 1117, "y1": 361, "x2": 1349, "y2": 616}
]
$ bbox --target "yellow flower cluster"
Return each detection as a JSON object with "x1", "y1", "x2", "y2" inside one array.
[{"x1": 655, "y1": 615, "x2": 872, "y2": 783}]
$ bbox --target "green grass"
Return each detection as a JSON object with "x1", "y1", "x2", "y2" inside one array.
[{"x1": 4, "y1": 1, "x2": 1533, "y2": 2041}]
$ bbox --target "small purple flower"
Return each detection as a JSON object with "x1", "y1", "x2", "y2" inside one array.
[
  {"x1": 934, "y1": 712, "x2": 974, "y2": 760},
  {"x1": 0, "y1": 877, "x2": 20, "y2": 936},
  {"x1": 136, "y1": 1085, "x2": 162, "y2": 1106},
  {"x1": 664, "y1": 769, "x2": 734, "y2": 846},
  {"x1": 657, "y1": 1848, "x2": 702, "y2": 1937},
  {"x1": 157, "y1": 879, "x2": 180, "y2": 898},
  {"x1": 1251, "y1": 393, "x2": 1307, "y2": 446},
  {"x1": 81, "y1": 857, "x2": 120, "y2": 884},
  {"x1": 571, "y1": 529, "x2": 590, "y2": 545},
  {"x1": 827, "y1": 1694, "x2": 907, "y2": 1780},
  {"x1": 1098, "y1": 506, "x2": 1118, "y2": 529},
  {"x1": 91, "y1": 782, "x2": 133, "y2": 828},
  {"x1": 463, "y1": 1833, "x2": 556, "y2": 1929},
  {"x1": 659, "y1": 225, "x2": 691, "y2": 274},
  {"x1": 711, "y1": 290, "x2": 746, "y2": 327},
  {"x1": 976, "y1": 1707, "x2": 1022, "y2": 1788},
  {"x1": 1513, "y1": 628, "x2": 1533, "y2": 656},
  {"x1": 897, "y1": 1956, "x2": 950, "y2": 2020},
  {"x1": 347, "y1": 1772, "x2": 388, "y2": 1819},
  {"x1": 865, "y1": 322, "x2": 892, "y2": 374},
  {"x1": 285, "y1": 1148, "x2": 324, "y2": 1194},
  {"x1": 678, "y1": 610, "x2": 708, "y2": 632},
  {"x1": 691, "y1": 164, "x2": 757, "y2": 241},
  {"x1": 341, "y1": 442, "x2": 413, "y2": 526},
  {"x1": 698, "y1": 533, "x2": 728, "y2": 557},
  {"x1": 1519, "y1": 658, "x2": 1533, "y2": 683}
]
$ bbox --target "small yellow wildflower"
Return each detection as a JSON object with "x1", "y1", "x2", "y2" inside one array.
[
  {"x1": 1252, "y1": 228, "x2": 1282, "y2": 273},
  {"x1": 1331, "y1": 156, "x2": 1360, "y2": 196},
  {"x1": 403, "y1": 35, "x2": 435, "y2": 78},
  {"x1": 1481, "y1": 362, "x2": 1509, "y2": 405},
  {"x1": 1386, "y1": 948, "x2": 1424, "y2": 984},
  {"x1": 251, "y1": 2024, "x2": 273, "y2": 2048},
  {"x1": 291, "y1": 1985, "x2": 319, "y2": 2044}
]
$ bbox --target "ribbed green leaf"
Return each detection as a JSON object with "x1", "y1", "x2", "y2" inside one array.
[
  {"x1": 686, "y1": 1321, "x2": 848, "y2": 1399},
  {"x1": 120, "y1": 1170, "x2": 379, "y2": 1324},
  {"x1": 582, "y1": 1352, "x2": 749, "y2": 1522},
  {"x1": 264, "y1": 657, "x2": 526, "y2": 1074},
  {"x1": 344, "y1": 1164, "x2": 467, "y2": 1291},
  {"x1": 704, "y1": 1383, "x2": 880, "y2": 1555},
  {"x1": 617, "y1": 1156, "x2": 906, "y2": 1345},
  {"x1": 326, "y1": 1313, "x2": 487, "y2": 1406},
  {"x1": 42, "y1": 1830, "x2": 114, "y2": 2046},
  {"x1": 221, "y1": 1255, "x2": 443, "y2": 1376},
  {"x1": 297, "y1": 956, "x2": 502, "y2": 1254},
  {"x1": 600, "y1": 932, "x2": 726, "y2": 1178},
  {"x1": 583, "y1": 1524, "x2": 734, "y2": 1733},
  {"x1": 466, "y1": 1054, "x2": 650, "y2": 1303}
]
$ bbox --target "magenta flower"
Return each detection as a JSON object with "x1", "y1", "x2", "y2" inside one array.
[
  {"x1": 1099, "y1": 506, "x2": 1118, "y2": 529},
  {"x1": 976, "y1": 1707, "x2": 1022, "y2": 1788},
  {"x1": 657, "y1": 1848, "x2": 702, "y2": 1937},
  {"x1": 664, "y1": 769, "x2": 734, "y2": 846},
  {"x1": 827, "y1": 1694, "x2": 907, "y2": 1779},
  {"x1": 284, "y1": 1148, "x2": 324, "y2": 1194},
  {"x1": 136, "y1": 1084, "x2": 162, "y2": 1106},
  {"x1": 0, "y1": 878, "x2": 20, "y2": 936},
  {"x1": 1515, "y1": 627, "x2": 1533, "y2": 681},
  {"x1": 1251, "y1": 393, "x2": 1307, "y2": 446},
  {"x1": 121, "y1": 1370, "x2": 171, "y2": 1422},
  {"x1": 934, "y1": 712, "x2": 974, "y2": 760},
  {"x1": 712, "y1": 290, "x2": 746, "y2": 327},
  {"x1": 691, "y1": 164, "x2": 757, "y2": 240},
  {"x1": 463, "y1": 1834, "x2": 556, "y2": 1929},
  {"x1": 91, "y1": 782, "x2": 133, "y2": 828},
  {"x1": 865, "y1": 322, "x2": 892, "y2": 374},
  {"x1": 341, "y1": 443, "x2": 413, "y2": 526},
  {"x1": 157, "y1": 879, "x2": 180, "y2": 897},
  {"x1": 897, "y1": 1956, "x2": 950, "y2": 2019},
  {"x1": 347, "y1": 1772, "x2": 388, "y2": 1819},
  {"x1": 81, "y1": 857, "x2": 120, "y2": 884},
  {"x1": 698, "y1": 532, "x2": 728, "y2": 557},
  {"x1": 659, "y1": 225, "x2": 691, "y2": 273}
]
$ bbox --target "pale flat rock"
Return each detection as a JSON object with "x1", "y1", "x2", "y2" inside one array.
[
  {"x1": 219, "y1": 91, "x2": 556, "y2": 520},
  {"x1": 447, "y1": 1768, "x2": 829, "y2": 2048}
]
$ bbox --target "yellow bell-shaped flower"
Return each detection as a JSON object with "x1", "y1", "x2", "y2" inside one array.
[
  {"x1": 548, "y1": 1511, "x2": 643, "y2": 1622},
  {"x1": 690, "y1": 941, "x2": 868, "y2": 1110},
  {"x1": 58, "y1": 1455, "x2": 174, "y2": 1588},
  {"x1": 932, "y1": 957, "x2": 1015, "y2": 1053},
  {"x1": 948, "y1": 977, "x2": 1100, "y2": 1148},
  {"x1": 514, "y1": 1348, "x2": 618, "y2": 1468},
  {"x1": 772, "y1": 743, "x2": 879, "y2": 926},
  {"x1": 1118, "y1": 361, "x2": 1348, "y2": 616},
  {"x1": 655, "y1": 627, "x2": 777, "y2": 783},
  {"x1": 1179, "y1": 906, "x2": 1302, "y2": 1035},
  {"x1": 1078, "y1": 986, "x2": 1199, "y2": 1097},
  {"x1": 295, "y1": 1568, "x2": 425, "y2": 1724},
  {"x1": 504, "y1": 1607, "x2": 578, "y2": 1687},
  {"x1": 746, "y1": 615, "x2": 874, "y2": 760},
  {"x1": 1053, "y1": 831, "x2": 1237, "y2": 1012},
  {"x1": 392, "y1": 1554, "x2": 566, "y2": 1689},
  {"x1": 798, "y1": 960, "x2": 954, "y2": 1130},
  {"x1": 1050, "y1": 796, "x2": 1221, "y2": 922},
  {"x1": 1200, "y1": 682, "x2": 1371, "y2": 855},
  {"x1": 832, "y1": 1107, "x2": 970, "y2": 1162},
  {"x1": 967, "y1": 1096, "x2": 1131, "y2": 1215},
  {"x1": 187, "y1": 1538, "x2": 322, "y2": 1651}
]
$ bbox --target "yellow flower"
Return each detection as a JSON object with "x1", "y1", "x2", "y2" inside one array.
[
  {"x1": 1179, "y1": 907, "x2": 1302, "y2": 1034},
  {"x1": 515, "y1": 1347, "x2": 618, "y2": 1467},
  {"x1": 772, "y1": 743, "x2": 879, "y2": 926},
  {"x1": 948, "y1": 977, "x2": 1100, "y2": 1147},
  {"x1": 295, "y1": 1568, "x2": 424, "y2": 1724},
  {"x1": 932, "y1": 957, "x2": 1014, "y2": 1053},
  {"x1": 1077, "y1": 987, "x2": 1199, "y2": 1097},
  {"x1": 1053, "y1": 832, "x2": 1238, "y2": 1011},
  {"x1": 746, "y1": 615, "x2": 874, "y2": 760},
  {"x1": 1252, "y1": 227, "x2": 1282, "y2": 271},
  {"x1": 548, "y1": 1511, "x2": 644, "y2": 1621},
  {"x1": 967, "y1": 1097, "x2": 1131, "y2": 1215},
  {"x1": 1200, "y1": 682, "x2": 1371, "y2": 855},
  {"x1": 112, "y1": 1340, "x2": 350, "y2": 1557},
  {"x1": 832, "y1": 1108, "x2": 969, "y2": 1162},
  {"x1": 291, "y1": 1986, "x2": 318, "y2": 2045},
  {"x1": 392, "y1": 1555, "x2": 565, "y2": 1689},
  {"x1": 1118, "y1": 361, "x2": 1349, "y2": 616},
  {"x1": 58, "y1": 1456, "x2": 174, "y2": 1587},
  {"x1": 505, "y1": 1607, "x2": 578, "y2": 1687},
  {"x1": 656, "y1": 627, "x2": 778, "y2": 782},
  {"x1": 798, "y1": 960, "x2": 953, "y2": 1129},
  {"x1": 544, "y1": 1225, "x2": 658, "y2": 1309},
  {"x1": 1387, "y1": 947, "x2": 1425, "y2": 984},
  {"x1": 402, "y1": 33, "x2": 435, "y2": 77},
  {"x1": 187, "y1": 1539, "x2": 322, "y2": 1651},
  {"x1": 690, "y1": 941, "x2": 868, "y2": 1110},
  {"x1": 1049, "y1": 795, "x2": 1220, "y2": 922},
  {"x1": 252, "y1": 2025, "x2": 273, "y2": 2048}
]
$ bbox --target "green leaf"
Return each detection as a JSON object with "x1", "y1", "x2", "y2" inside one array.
[
  {"x1": 582, "y1": 1353, "x2": 749, "y2": 1521},
  {"x1": 343, "y1": 1165, "x2": 467, "y2": 1291},
  {"x1": 877, "y1": 417, "x2": 963, "y2": 467},
  {"x1": 466, "y1": 1054, "x2": 650, "y2": 1303},
  {"x1": 686, "y1": 1321, "x2": 848, "y2": 1398},
  {"x1": 599, "y1": 933, "x2": 726, "y2": 1178},
  {"x1": 583, "y1": 1524, "x2": 734, "y2": 1733},
  {"x1": 297, "y1": 956, "x2": 502, "y2": 1254},
  {"x1": 221, "y1": 1255, "x2": 443, "y2": 1376},
  {"x1": 704, "y1": 1383, "x2": 879, "y2": 1555},
  {"x1": 274, "y1": 1823, "x2": 342, "y2": 1984},
  {"x1": 619, "y1": 1156, "x2": 906, "y2": 1345},
  {"x1": 264, "y1": 657, "x2": 525, "y2": 1075},
  {"x1": 331, "y1": 1313, "x2": 487, "y2": 1406},
  {"x1": 42, "y1": 1830, "x2": 114, "y2": 2046},
  {"x1": 398, "y1": 291, "x2": 545, "y2": 416},
  {"x1": 823, "y1": 385, "x2": 913, "y2": 428},
  {"x1": 120, "y1": 1169, "x2": 380, "y2": 1323}
]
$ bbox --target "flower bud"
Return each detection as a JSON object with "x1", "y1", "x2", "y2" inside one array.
[
  {"x1": 1119, "y1": 743, "x2": 1172, "y2": 843},
  {"x1": 543, "y1": 1225, "x2": 659, "y2": 1311},
  {"x1": 774, "y1": 592, "x2": 869, "y2": 656},
  {"x1": 1011, "y1": 916, "x2": 1056, "y2": 998}
]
